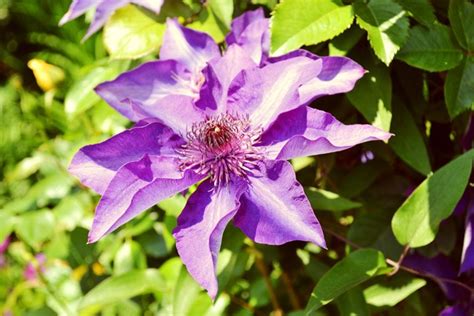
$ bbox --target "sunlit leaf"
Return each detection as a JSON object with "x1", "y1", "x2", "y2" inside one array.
[{"x1": 392, "y1": 150, "x2": 474, "y2": 248}]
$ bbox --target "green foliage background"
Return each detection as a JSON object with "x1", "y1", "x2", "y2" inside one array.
[{"x1": 0, "y1": 0, "x2": 472, "y2": 315}]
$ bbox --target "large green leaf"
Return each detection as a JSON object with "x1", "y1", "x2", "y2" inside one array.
[
  {"x1": 15, "y1": 210, "x2": 55, "y2": 250},
  {"x1": 395, "y1": 0, "x2": 436, "y2": 26},
  {"x1": 304, "y1": 249, "x2": 388, "y2": 314},
  {"x1": 363, "y1": 274, "x2": 426, "y2": 307},
  {"x1": 64, "y1": 61, "x2": 128, "y2": 117},
  {"x1": 79, "y1": 269, "x2": 165, "y2": 314},
  {"x1": 392, "y1": 149, "x2": 474, "y2": 248},
  {"x1": 305, "y1": 187, "x2": 362, "y2": 211},
  {"x1": 449, "y1": 0, "x2": 474, "y2": 51},
  {"x1": 188, "y1": 7, "x2": 227, "y2": 43},
  {"x1": 354, "y1": 0, "x2": 409, "y2": 65},
  {"x1": 445, "y1": 56, "x2": 474, "y2": 119},
  {"x1": 347, "y1": 62, "x2": 392, "y2": 131},
  {"x1": 103, "y1": 5, "x2": 165, "y2": 59},
  {"x1": 208, "y1": 0, "x2": 233, "y2": 28},
  {"x1": 270, "y1": 0, "x2": 354, "y2": 55},
  {"x1": 389, "y1": 99, "x2": 431, "y2": 175},
  {"x1": 397, "y1": 24, "x2": 464, "y2": 72}
]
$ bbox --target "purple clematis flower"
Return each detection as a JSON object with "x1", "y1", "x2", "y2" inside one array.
[
  {"x1": 69, "y1": 35, "x2": 391, "y2": 297},
  {"x1": 59, "y1": 0, "x2": 163, "y2": 40},
  {"x1": 94, "y1": 10, "x2": 268, "y2": 125}
]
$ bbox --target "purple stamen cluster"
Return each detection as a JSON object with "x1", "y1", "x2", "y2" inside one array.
[{"x1": 178, "y1": 113, "x2": 262, "y2": 186}]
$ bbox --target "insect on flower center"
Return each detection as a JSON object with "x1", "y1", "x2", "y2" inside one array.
[{"x1": 178, "y1": 113, "x2": 263, "y2": 186}]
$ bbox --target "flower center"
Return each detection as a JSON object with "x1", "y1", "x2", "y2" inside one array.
[{"x1": 178, "y1": 113, "x2": 262, "y2": 186}]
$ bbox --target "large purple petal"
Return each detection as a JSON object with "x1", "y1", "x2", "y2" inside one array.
[
  {"x1": 196, "y1": 45, "x2": 256, "y2": 112},
  {"x1": 59, "y1": 0, "x2": 97, "y2": 26},
  {"x1": 173, "y1": 178, "x2": 247, "y2": 299},
  {"x1": 95, "y1": 61, "x2": 205, "y2": 132},
  {"x1": 460, "y1": 197, "x2": 474, "y2": 273},
  {"x1": 225, "y1": 8, "x2": 269, "y2": 65},
  {"x1": 233, "y1": 160, "x2": 326, "y2": 248},
  {"x1": 267, "y1": 50, "x2": 365, "y2": 104},
  {"x1": 259, "y1": 106, "x2": 391, "y2": 160},
  {"x1": 69, "y1": 120, "x2": 184, "y2": 195},
  {"x1": 160, "y1": 19, "x2": 220, "y2": 74},
  {"x1": 227, "y1": 56, "x2": 323, "y2": 129},
  {"x1": 88, "y1": 155, "x2": 204, "y2": 243}
]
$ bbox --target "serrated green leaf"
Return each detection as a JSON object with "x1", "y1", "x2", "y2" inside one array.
[
  {"x1": 354, "y1": 0, "x2": 409, "y2": 65},
  {"x1": 397, "y1": 24, "x2": 464, "y2": 72},
  {"x1": 305, "y1": 249, "x2": 388, "y2": 314},
  {"x1": 347, "y1": 62, "x2": 392, "y2": 131},
  {"x1": 363, "y1": 274, "x2": 426, "y2": 307},
  {"x1": 445, "y1": 56, "x2": 474, "y2": 119},
  {"x1": 79, "y1": 269, "x2": 164, "y2": 314},
  {"x1": 449, "y1": 0, "x2": 474, "y2": 51},
  {"x1": 389, "y1": 99, "x2": 431, "y2": 175},
  {"x1": 305, "y1": 187, "x2": 362, "y2": 211},
  {"x1": 392, "y1": 149, "x2": 474, "y2": 248},
  {"x1": 270, "y1": 0, "x2": 354, "y2": 55},
  {"x1": 103, "y1": 5, "x2": 165, "y2": 59},
  {"x1": 395, "y1": 0, "x2": 436, "y2": 26}
]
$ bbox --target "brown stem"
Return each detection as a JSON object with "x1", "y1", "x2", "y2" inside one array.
[
  {"x1": 281, "y1": 270, "x2": 302, "y2": 310},
  {"x1": 388, "y1": 245, "x2": 410, "y2": 276},
  {"x1": 324, "y1": 228, "x2": 474, "y2": 294},
  {"x1": 254, "y1": 252, "x2": 283, "y2": 315}
]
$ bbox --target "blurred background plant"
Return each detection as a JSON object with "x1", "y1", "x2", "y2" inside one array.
[{"x1": 0, "y1": 0, "x2": 472, "y2": 315}]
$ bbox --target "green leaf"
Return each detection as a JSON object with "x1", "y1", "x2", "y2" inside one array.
[
  {"x1": 392, "y1": 149, "x2": 474, "y2": 248},
  {"x1": 270, "y1": 0, "x2": 354, "y2": 55},
  {"x1": 65, "y1": 61, "x2": 128, "y2": 117},
  {"x1": 363, "y1": 274, "x2": 426, "y2": 307},
  {"x1": 305, "y1": 187, "x2": 362, "y2": 211},
  {"x1": 397, "y1": 24, "x2": 464, "y2": 72},
  {"x1": 347, "y1": 62, "x2": 392, "y2": 131},
  {"x1": 354, "y1": 0, "x2": 409, "y2": 65},
  {"x1": 173, "y1": 265, "x2": 205, "y2": 315},
  {"x1": 335, "y1": 286, "x2": 369, "y2": 316},
  {"x1": 113, "y1": 240, "x2": 147, "y2": 275},
  {"x1": 395, "y1": 0, "x2": 436, "y2": 26},
  {"x1": 445, "y1": 56, "x2": 474, "y2": 118},
  {"x1": 339, "y1": 160, "x2": 390, "y2": 198},
  {"x1": 389, "y1": 99, "x2": 431, "y2": 175},
  {"x1": 15, "y1": 210, "x2": 55, "y2": 250},
  {"x1": 0, "y1": 213, "x2": 15, "y2": 242},
  {"x1": 79, "y1": 269, "x2": 164, "y2": 314},
  {"x1": 208, "y1": 0, "x2": 233, "y2": 28},
  {"x1": 304, "y1": 249, "x2": 388, "y2": 314},
  {"x1": 188, "y1": 8, "x2": 227, "y2": 43},
  {"x1": 329, "y1": 25, "x2": 365, "y2": 56},
  {"x1": 103, "y1": 5, "x2": 166, "y2": 59},
  {"x1": 449, "y1": 0, "x2": 474, "y2": 51}
]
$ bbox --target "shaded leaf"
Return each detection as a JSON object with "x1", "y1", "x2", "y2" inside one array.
[
  {"x1": 389, "y1": 99, "x2": 431, "y2": 175},
  {"x1": 449, "y1": 0, "x2": 474, "y2": 51},
  {"x1": 270, "y1": 0, "x2": 354, "y2": 55},
  {"x1": 336, "y1": 286, "x2": 369, "y2": 316},
  {"x1": 395, "y1": 0, "x2": 436, "y2": 26},
  {"x1": 392, "y1": 149, "x2": 474, "y2": 248},
  {"x1": 445, "y1": 56, "x2": 474, "y2": 119},
  {"x1": 354, "y1": 0, "x2": 409, "y2": 65},
  {"x1": 397, "y1": 24, "x2": 464, "y2": 72},
  {"x1": 305, "y1": 249, "x2": 388, "y2": 314},
  {"x1": 329, "y1": 25, "x2": 365, "y2": 56}
]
